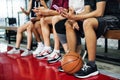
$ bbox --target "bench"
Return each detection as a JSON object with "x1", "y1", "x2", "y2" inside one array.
[
  {"x1": 103, "y1": 30, "x2": 120, "y2": 53},
  {"x1": 95, "y1": 30, "x2": 120, "y2": 65},
  {"x1": 0, "y1": 26, "x2": 17, "y2": 44}
]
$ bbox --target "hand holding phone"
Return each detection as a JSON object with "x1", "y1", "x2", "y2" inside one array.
[
  {"x1": 53, "y1": 4, "x2": 59, "y2": 10},
  {"x1": 53, "y1": 4, "x2": 64, "y2": 13}
]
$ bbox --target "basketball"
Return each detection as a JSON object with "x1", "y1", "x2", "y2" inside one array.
[{"x1": 61, "y1": 51, "x2": 83, "y2": 74}]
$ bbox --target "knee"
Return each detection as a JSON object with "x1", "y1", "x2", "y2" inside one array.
[
  {"x1": 40, "y1": 18, "x2": 45, "y2": 25},
  {"x1": 26, "y1": 26, "x2": 32, "y2": 33},
  {"x1": 17, "y1": 27, "x2": 23, "y2": 33},
  {"x1": 52, "y1": 16, "x2": 58, "y2": 24},
  {"x1": 83, "y1": 19, "x2": 94, "y2": 32},
  {"x1": 65, "y1": 21, "x2": 72, "y2": 30}
]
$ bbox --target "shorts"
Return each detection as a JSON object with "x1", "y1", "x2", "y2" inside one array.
[{"x1": 77, "y1": 17, "x2": 108, "y2": 39}]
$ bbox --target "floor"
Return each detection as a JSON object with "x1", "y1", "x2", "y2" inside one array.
[
  {"x1": 0, "y1": 38, "x2": 120, "y2": 80},
  {"x1": 0, "y1": 46, "x2": 119, "y2": 80}
]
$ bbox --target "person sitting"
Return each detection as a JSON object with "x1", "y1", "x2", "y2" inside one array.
[
  {"x1": 33, "y1": 0, "x2": 69, "y2": 63},
  {"x1": 7, "y1": 0, "x2": 48, "y2": 56},
  {"x1": 57, "y1": 0, "x2": 120, "y2": 78}
]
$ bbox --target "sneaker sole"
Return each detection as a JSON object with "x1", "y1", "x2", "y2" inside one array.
[
  {"x1": 48, "y1": 56, "x2": 62, "y2": 63},
  {"x1": 74, "y1": 71, "x2": 99, "y2": 78},
  {"x1": 36, "y1": 55, "x2": 48, "y2": 59}
]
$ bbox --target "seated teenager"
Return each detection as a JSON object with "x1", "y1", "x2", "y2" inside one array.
[
  {"x1": 57, "y1": 0, "x2": 120, "y2": 78},
  {"x1": 33, "y1": 0, "x2": 69, "y2": 63},
  {"x1": 7, "y1": 0, "x2": 48, "y2": 56}
]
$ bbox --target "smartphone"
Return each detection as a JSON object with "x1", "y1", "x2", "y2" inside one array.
[{"x1": 53, "y1": 4, "x2": 59, "y2": 10}]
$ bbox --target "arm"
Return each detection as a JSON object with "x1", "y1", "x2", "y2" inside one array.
[
  {"x1": 73, "y1": 1, "x2": 106, "y2": 20},
  {"x1": 40, "y1": 0, "x2": 48, "y2": 8},
  {"x1": 62, "y1": 1, "x2": 106, "y2": 20},
  {"x1": 21, "y1": 0, "x2": 32, "y2": 16}
]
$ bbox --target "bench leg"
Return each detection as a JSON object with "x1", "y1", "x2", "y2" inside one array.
[
  {"x1": 118, "y1": 40, "x2": 120, "y2": 50},
  {"x1": 105, "y1": 38, "x2": 108, "y2": 53}
]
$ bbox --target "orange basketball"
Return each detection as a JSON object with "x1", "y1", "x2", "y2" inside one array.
[{"x1": 61, "y1": 51, "x2": 83, "y2": 74}]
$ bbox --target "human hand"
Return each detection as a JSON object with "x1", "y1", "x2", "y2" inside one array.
[
  {"x1": 60, "y1": 8, "x2": 74, "y2": 19},
  {"x1": 73, "y1": 21, "x2": 79, "y2": 30},
  {"x1": 20, "y1": 7, "x2": 29, "y2": 15}
]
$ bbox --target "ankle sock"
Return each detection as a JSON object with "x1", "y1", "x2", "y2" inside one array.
[
  {"x1": 38, "y1": 42, "x2": 43, "y2": 46},
  {"x1": 44, "y1": 46, "x2": 51, "y2": 50},
  {"x1": 53, "y1": 49, "x2": 60, "y2": 53}
]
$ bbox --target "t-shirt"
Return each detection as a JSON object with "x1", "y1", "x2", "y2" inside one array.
[
  {"x1": 84, "y1": 0, "x2": 106, "y2": 11},
  {"x1": 50, "y1": 0, "x2": 69, "y2": 10},
  {"x1": 85, "y1": 0, "x2": 120, "y2": 16},
  {"x1": 69, "y1": 0, "x2": 84, "y2": 14}
]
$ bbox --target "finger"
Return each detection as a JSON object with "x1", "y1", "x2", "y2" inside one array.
[
  {"x1": 75, "y1": 26, "x2": 79, "y2": 30},
  {"x1": 69, "y1": 7, "x2": 74, "y2": 13}
]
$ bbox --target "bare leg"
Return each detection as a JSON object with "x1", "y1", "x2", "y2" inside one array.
[
  {"x1": 40, "y1": 17, "x2": 51, "y2": 47},
  {"x1": 65, "y1": 20, "x2": 77, "y2": 52},
  {"x1": 16, "y1": 21, "x2": 31, "y2": 48},
  {"x1": 83, "y1": 18, "x2": 98, "y2": 61},
  {"x1": 33, "y1": 21, "x2": 43, "y2": 42},
  {"x1": 26, "y1": 22, "x2": 33, "y2": 50},
  {"x1": 52, "y1": 15, "x2": 65, "y2": 50}
]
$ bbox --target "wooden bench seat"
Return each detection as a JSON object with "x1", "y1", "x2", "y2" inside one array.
[{"x1": 104, "y1": 30, "x2": 120, "y2": 40}]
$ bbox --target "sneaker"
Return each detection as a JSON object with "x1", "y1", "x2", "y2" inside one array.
[
  {"x1": 7, "y1": 48, "x2": 20, "y2": 54},
  {"x1": 58, "y1": 66, "x2": 64, "y2": 72},
  {"x1": 74, "y1": 63, "x2": 99, "y2": 78},
  {"x1": 36, "y1": 47, "x2": 52, "y2": 59},
  {"x1": 21, "y1": 49, "x2": 32, "y2": 56},
  {"x1": 33, "y1": 44, "x2": 44, "y2": 57},
  {"x1": 47, "y1": 51, "x2": 62, "y2": 63}
]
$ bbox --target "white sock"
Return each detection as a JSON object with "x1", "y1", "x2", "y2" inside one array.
[
  {"x1": 53, "y1": 49, "x2": 60, "y2": 53},
  {"x1": 38, "y1": 42, "x2": 43, "y2": 46},
  {"x1": 44, "y1": 46, "x2": 51, "y2": 50}
]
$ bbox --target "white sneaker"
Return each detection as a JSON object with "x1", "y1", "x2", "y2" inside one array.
[
  {"x1": 7, "y1": 48, "x2": 20, "y2": 54},
  {"x1": 47, "y1": 51, "x2": 61, "y2": 63},
  {"x1": 36, "y1": 47, "x2": 52, "y2": 59},
  {"x1": 33, "y1": 44, "x2": 44, "y2": 57},
  {"x1": 21, "y1": 49, "x2": 32, "y2": 56}
]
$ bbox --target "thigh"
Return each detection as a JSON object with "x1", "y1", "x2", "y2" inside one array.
[
  {"x1": 44, "y1": 16, "x2": 54, "y2": 24},
  {"x1": 52, "y1": 15, "x2": 66, "y2": 24},
  {"x1": 34, "y1": 21, "x2": 41, "y2": 29}
]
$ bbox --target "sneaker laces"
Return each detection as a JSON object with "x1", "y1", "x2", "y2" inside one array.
[
  {"x1": 81, "y1": 63, "x2": 90, "y2": 71},
  {"x1": 38, "y1": 47, "x2": 52, "y2": 56},
  {"x1": 47, "y1": 51, "x2": 59, "y2": 60}
]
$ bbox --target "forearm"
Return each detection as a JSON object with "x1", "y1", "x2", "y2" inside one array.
[
  {"x1": 26, "y1": 0, "x2": 32, "y2": 14},
  {"x1": 40, "y1": 0, "x2": 48, "y2": 8},
  {"x1": 42, "y1": 9, "x2": 59, "y2": 16},
  {"x1": 73, "y1": 9, "x2": 104, "y2": 21}
]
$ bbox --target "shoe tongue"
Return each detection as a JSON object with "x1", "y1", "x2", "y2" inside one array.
[{"x1": 87, "y1": 62, "x2": 95, "y2": 68}]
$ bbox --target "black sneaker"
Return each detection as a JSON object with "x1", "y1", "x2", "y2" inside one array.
[
  {"x1": 74, "y1": 63, "x2": 99, "y2": 78},
  {"x1": 58, "y1": 66, "x2": 64, "y2": 72}
]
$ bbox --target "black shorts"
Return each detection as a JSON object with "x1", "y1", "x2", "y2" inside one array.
[
  {"x1": 77, "y1": 17, "x2": 108, "y2": 38},
  {"x1": 55, "y1": 15, "x2": 119, "y2": 39},
  {"x1": 78, "y1": 15, "x2": 120, "y2": 38}
]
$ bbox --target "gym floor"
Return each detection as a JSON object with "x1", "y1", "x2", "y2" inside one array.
[{"x1": 0, "y1": 38, "x2": 120, "y2": 80}]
